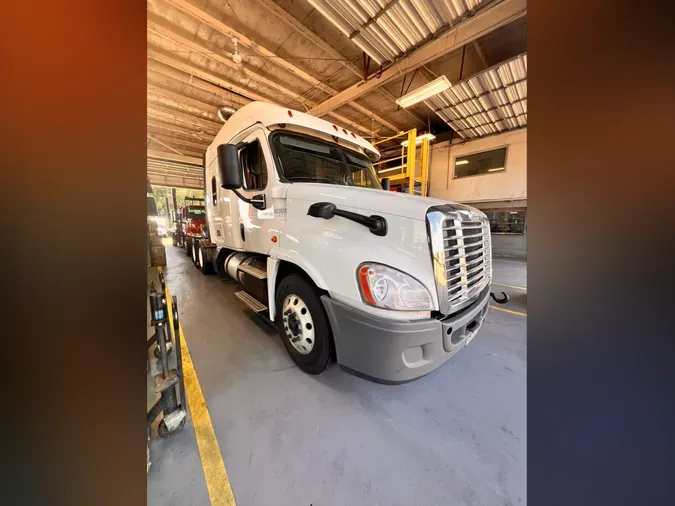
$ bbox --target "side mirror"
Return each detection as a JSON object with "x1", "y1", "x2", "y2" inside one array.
[
  {"x1": 381, "y1": 178, "x2": 391, "y2": 191},
  {"x1": 217, "y1": 144, "x2": 242, "y2": 190}
]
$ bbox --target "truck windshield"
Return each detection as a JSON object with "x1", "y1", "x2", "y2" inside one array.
[
  {"x1": 271, "y1": 132, "x2": 382, "y2": 189},
  {"x1": 186, "y1": 207, "x2": 205, "y2": 219}
]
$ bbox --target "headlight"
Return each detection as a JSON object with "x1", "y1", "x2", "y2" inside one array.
[{"x1": 357, "y1": 263, "x2": 432, "y2": 311}]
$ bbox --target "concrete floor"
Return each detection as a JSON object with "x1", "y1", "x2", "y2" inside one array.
[{"x1": 148, "y1": 248, "x2": 527, "y2": 506}]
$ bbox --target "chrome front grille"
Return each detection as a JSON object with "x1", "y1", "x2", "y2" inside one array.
[{"x1": 427, "y1": 206, "x2": 492, "y2": 315}]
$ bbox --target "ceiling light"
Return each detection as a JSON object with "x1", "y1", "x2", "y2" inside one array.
[
  {"x1": 396, "y1": 76, "x2": 451, "y2": 108},
  {"x1": 455, "y1": 160, "x2": 469, "y2": 165},
  {"x1": 231, "y1": 38, "x2": 242, "y2": 64},
  {"x1": 488, "y1": 167, "x2": 505, "y2": 172},
  {"x1": 400, "y1": 133, "x2": 436, "y2": 147}
]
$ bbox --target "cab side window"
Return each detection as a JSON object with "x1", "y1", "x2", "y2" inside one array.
[{"x1": 239, "y1": 139, "x2": 268, "y2": 191}]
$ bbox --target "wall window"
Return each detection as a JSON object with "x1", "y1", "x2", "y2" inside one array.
[
  {"x1": 454, "y1": 147, "x2": 507, "y2": 179},
  {"x1": 485, "y1": 210, "x2": 526, "y2": 235},
  {"x1": 239, "y1": 139, "x2": 268, "y2": 191},
  {"x1": 211, "y1": 176, "x2": 217, "y2": 207}
]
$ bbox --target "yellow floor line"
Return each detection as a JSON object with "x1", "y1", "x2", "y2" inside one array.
[
  {"x1": 491, "y1": 282, "x2": 527, "y2": 291},
  {"x1": 489, "y1": 305, "x2": 527, "y2": 317},
  {"x1": 159, "y1": 267, "x2": 237, "y2": 506}
]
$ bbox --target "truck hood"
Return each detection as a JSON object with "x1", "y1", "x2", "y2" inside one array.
[
  {"x1": 185, "y1": 219, "x2": 207, "y2": 234},
  {"x1": 284, "y1": 183, "x2": 479, "y2": 221}
]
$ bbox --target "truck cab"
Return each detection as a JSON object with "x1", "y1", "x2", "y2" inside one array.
[
  {"x1": 171, "y1": 198, "x2": 207, "y2": 259},
  {"x1": 199, "y1": 102, "x2": 492, "y2": 383}
]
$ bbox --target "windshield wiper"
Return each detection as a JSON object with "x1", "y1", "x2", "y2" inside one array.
[{"x1": 289, "y1": 177, "x2": 339, "y2": 184}]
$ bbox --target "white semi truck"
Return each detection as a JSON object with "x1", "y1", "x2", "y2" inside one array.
[{"x1": 191, "y1": 102, "x2": 496, "y2": 383}]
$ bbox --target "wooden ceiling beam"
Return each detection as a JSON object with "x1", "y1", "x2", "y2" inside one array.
[
  {"x1": 147, "y1": 83, "x2": 220, "y2": 114},
  {"x1": 147, "y1": 27, "x2": 375, "y2": 135},
  {"x1": 147, "y1": 133, "x2": 209, "y2": 151},
  {"x1": 148, "y1": 61, "x2": 252, "y2": 106},
  {"x1": 308, "y1": 0, "x2": 527, "y2": 117},
  {"x1": 148, "y1": 149, "x2": 202, "y2": 165},
  {"x1": 147, "y1": 119, "x2": 214, "y2": 141},
  {"x1": 147, "y1": 103, "x2": 221, "y2": 131},
  {"x1": 251, "y1": 0, "x2": 428, "y2": 127},
  {"x1": 163, "y1": 0, "x2": 402, "y2": 133}
]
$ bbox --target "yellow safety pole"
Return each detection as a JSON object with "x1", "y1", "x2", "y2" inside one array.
[
  {"x1": 407, "y1": 128, "x2": 416, "y2": 194},
  {"x1": 420, "y1": 136, "x2": 430, "y2": 197},
  {"x1": 373, "y1": 130, "x2": 408, "y2": 146}
]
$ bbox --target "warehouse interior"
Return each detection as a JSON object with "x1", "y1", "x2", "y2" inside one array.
[{"x1": 146, "y1": 0, "x2": 527, "y2": 504}]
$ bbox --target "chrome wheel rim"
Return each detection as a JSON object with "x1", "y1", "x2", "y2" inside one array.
[
  {"x1": 282, "y1": 294, "x2": 315, "y2": 354},
  {"x1": 192, "y1": 244, "x2": 197, "y2": 263},
  {"x1": 198, "y1": 247, "x2": 204, "y2": 267}
]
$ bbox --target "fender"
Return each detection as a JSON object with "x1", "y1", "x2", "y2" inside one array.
[
  {"x1": 266, "y1": 251, "x2": 329, "y2": 321},
  {"x1": 266, "y1": 257, "x2": 279, "y2": 321}
]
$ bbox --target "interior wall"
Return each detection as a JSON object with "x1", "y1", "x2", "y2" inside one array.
[
  {"x1": 427, "y1": 128, "x2": 527, "y2": 260},
  {"x1": 491, "y1": 231, "x2": 527, "y2": 260},
  {"x1": 428, "y1": 128, "x2": 527, "y2": 203}
]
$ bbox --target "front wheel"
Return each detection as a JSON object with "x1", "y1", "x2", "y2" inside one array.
[
  {"x1": 275, "y1": 274, "x2": 334, "y2": 375},
  {"x1": 184, "y1": 237, "x2": 192, "y2": 257}
]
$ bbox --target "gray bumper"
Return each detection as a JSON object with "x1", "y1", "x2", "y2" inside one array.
[{"x1": 321, "y1": 287, "x2": 490, "y2": 383}]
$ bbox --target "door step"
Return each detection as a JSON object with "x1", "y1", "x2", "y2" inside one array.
[
  {"x1": 238, "y1": 263, "x2": 267, "y2": 279},
  {"x1": 234, "y1": 290, "x2": 268, "y2": 313}
]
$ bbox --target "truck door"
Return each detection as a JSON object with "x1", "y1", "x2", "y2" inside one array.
[{"x1": 233, "y1": 128, "x2": 279, "y2": 255}]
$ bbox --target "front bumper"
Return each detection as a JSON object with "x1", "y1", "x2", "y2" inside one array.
[{"x1": 321, "y1": 287, "x2": 490, "y2": 383}]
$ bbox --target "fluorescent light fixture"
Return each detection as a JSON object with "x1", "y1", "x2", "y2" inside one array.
[
  {"x1": 488, "y1": 167, "x2": 505, "y2": 172},
  {"x1": 510, "y1": 211, "x2": 518, "y2": 214},
  {"x1": 401, "y1": 133, "x2": 436, "y2": 147},
  {"x1": 395, "y1": 76, "x2": 452, "y2": 108},
  {"x1": 455, "y1": 159, "x2": 469, "y2": 166}
]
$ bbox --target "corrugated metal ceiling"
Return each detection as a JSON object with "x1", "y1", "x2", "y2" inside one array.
[
  {"x1": 426, "y1": 53, "x2": 527, "y2": 139},
  {"x1": 306, "y1": 0, "x2": 490, "y2": 65}
]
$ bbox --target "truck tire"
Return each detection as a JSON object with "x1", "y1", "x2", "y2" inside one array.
[
  {"x1": 198, "y1": 245, "x2": 214, "y2": 275},
  {"x1": 275, "y1": 274, "x2": 334, "y2": 375},
  {"x1": 192, "y1": 241, "x2": 199, "y2": 266},
  {"x1": 172, "y1": 233, "x2": 177, "y2": 247},
  {"x1": 184, "y1": 237, "x2": 192, "y2": 257}
]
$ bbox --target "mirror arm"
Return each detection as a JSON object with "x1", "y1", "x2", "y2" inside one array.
[
  {"x1": 307, "y1": 202, "x2": 387, "y2": 237},
  {"x1": 231, "y1": 188, "x2": 253, "y2": 204},
  {"x1": 231, "y1": 189, "x2": 266, "y2": 210}
]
